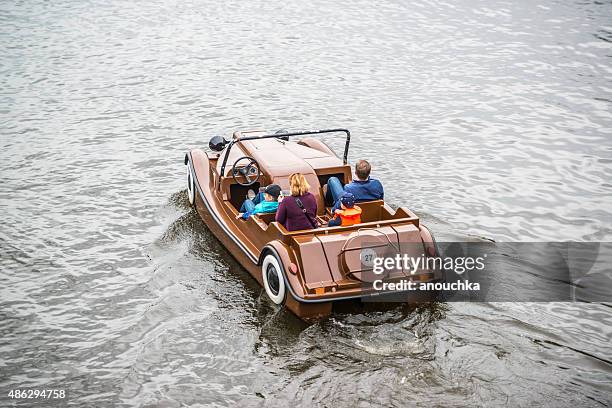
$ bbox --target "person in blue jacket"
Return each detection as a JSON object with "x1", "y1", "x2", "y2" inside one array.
[
  {"x1": 236, "y1": 184, "x2": 281, "y2": 219},
  {"x1": 325, "y1": 160, "x2": 384, "y2": 211}
]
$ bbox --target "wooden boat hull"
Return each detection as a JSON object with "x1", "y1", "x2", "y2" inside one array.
[{"x1": 185, "y1": 130, "x2": 443, "y2": 321}]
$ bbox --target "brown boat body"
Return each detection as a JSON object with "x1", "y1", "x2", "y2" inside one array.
[{"x1": 185, "y1": 130, "x2": 442, "y2": 320}]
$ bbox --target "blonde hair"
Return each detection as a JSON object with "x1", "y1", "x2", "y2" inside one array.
[{"x1": 289, "y1": 173, "x2": 310, "y2": 196}]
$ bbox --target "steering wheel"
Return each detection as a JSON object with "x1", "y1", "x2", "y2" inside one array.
[{"x1": 231, "y1": 156, "x2": 261, "y2": 186}]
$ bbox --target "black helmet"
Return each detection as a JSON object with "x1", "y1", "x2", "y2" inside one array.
[{"x1": 209, "y1": 135, "x2": 228, "y2": 151}]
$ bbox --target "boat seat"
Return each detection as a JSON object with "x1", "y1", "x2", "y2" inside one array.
[
  {"x1": 357, "y1": 200, "x2": 385, "y2": 223},
  {"x1": 325, "y1": 200, "x2": 385, "y2": 223},
  {"x1": 253, "y1": 212, "x2": 276, "y2": 225}
]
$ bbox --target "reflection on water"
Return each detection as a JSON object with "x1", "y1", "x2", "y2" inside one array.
[{"x1": 1, "y1": 0, "x2": 611, "y2": 406}]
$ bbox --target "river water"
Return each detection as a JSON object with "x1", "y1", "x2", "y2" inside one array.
[{"x1": 1, "y1": 0, "x2": 611, "y2": 406}]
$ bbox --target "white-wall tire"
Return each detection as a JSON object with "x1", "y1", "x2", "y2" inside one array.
[
  {"x1": 262, "y1": 253, "x2": 286, "y2": 305},
  {"x1": 187, "y1": 164, "x2": 195, "y2": 205}
]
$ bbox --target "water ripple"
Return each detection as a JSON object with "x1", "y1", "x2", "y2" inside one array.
[{"x1": 1, "y1": 0, "x2": 611, "y2": 406}]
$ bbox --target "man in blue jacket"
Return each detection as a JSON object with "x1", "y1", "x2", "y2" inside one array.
[{"x1": 325, "y1": 160, "x2": 384, "y2": 211}]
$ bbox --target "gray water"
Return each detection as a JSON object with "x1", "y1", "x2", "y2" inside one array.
[{"x1": 1, "y1": 0, "x2": 611, "y2": 406}]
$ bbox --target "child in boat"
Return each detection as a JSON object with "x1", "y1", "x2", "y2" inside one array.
[
  {"x1": 237, "y1": 184, "x2": 281, "y2": 219},
  {"x1": 328, "y1": 192, "x2": 362, "y2": 227}
]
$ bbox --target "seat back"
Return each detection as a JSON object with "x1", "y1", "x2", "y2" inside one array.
[
  {"x1": 254, "y1": 212, "x2": 276, "y2": 225},
  {"x1": 356, "y1": 200, "x2": 385, "y2": 223}
]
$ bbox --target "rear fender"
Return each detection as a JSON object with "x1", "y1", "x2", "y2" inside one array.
[
  {"x1": 258, "y1": 241, "x2": 291, "y2": 266},
  {"x1": 260, "y1": 241, "x2": 305, "y2": 301}
]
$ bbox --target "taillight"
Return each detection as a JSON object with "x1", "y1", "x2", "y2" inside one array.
[{"x1": 288, "y1": 263, "x2": 298, "y2": 275}]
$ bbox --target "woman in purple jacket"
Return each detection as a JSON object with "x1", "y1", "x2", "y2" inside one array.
[{"x1": 276, "y1": 173, "x2": 318, "y2": 231}]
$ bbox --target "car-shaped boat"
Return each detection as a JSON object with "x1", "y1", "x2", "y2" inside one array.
[{"x1": 184, "y1": 129, "x2": 442, "y2": 320}]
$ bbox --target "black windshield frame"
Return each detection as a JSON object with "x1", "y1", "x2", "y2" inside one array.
[{"x1": 219, "y1": 128, "x2": 351, "y2": 177}]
